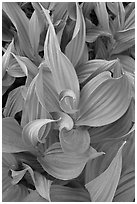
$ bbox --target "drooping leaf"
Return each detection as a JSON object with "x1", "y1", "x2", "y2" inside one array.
[
  {"x1": 124, "y1": 6, "x2": 135, "y2": 29},
  {"x1": 85, "y1": 142, "x2": 126, "y2": 202},
  {"x1": 2, "y1": 117, "x2": 29, "y2": 153},
  {"x1": 42, "y1": 5, "x2": 80, "y2": 101},
  {"x1": 65, "y1": 3, "x2": 86, "y2": 67},
  {"x1": 50, "y1": 184, "x2": 91, "y2": 202},
  {"x1": 77, "y1": 72, "x2": 131, "y2": 126},
  {"x1": 59, "y1": 127, "x2": 90, "y2": 154},
  {"x1": 38, "y1": 142, "x2": 104, "y2": 180},
  {"x1": 23, "y1": 190, "x2": 48, "y2": 202}
]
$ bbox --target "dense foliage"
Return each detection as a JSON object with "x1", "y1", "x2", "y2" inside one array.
[{"x1": 2, "y1": 2, "x2": 135, "y2": 202}]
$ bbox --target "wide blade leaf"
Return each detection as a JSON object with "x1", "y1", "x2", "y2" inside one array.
[
  {"x1": 38, "y1": 142, "x2": 104, "y2": 180},
  {"x1": 77, "y1": 72, "x2": 131, "y2": 126},
  {"x1": 23, "y1": 190, "x2": 48, "y2": 202},
  {"x1": 85, "y1": 142, "x2": 125, "y2": 202}
]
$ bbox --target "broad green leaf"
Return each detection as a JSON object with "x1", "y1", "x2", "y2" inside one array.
[
  {"x1": 125, "y1": 5, "x2": 135, "y2": 29},
  {"x1": 117, "y1": 2, "x2": 125, "y2": 29},
  {"x1": 95, "y1": 2, "x2": 110, "y2": 32},
  {"x1": 22, "y1": 118, "x2": 59, "y2": 149},
  {"x1": 38, "y1": 142, "x2": 104, "y2": 180},
  {"x1": 107, "y1": 2, "x2": 118, "y2": 16},
  {"x1": 7, "y1": 58, "x2": 26, "y2": 78},
  {"x1": 65, "y1": 3, "x2": 86, "y2": 67},
  {"x1": 89, "y1": 102, "x2": 133, "y2": 143},
  {"x1": 2, "y1": 72, "x2": 15, "y2": 87},
  {"x1": 2, "y1": 117, "x2": 29, "y2": 153},
  {"x1": 2, "y1": 10, "x2": 14, "y2": 41},
  {"x1": 85, "y1": 142, "x2": 126, "y2": 202},
  {"x1": 95, "y1": 37, "x2": 108, "y2": 59},
  {"x1": 50, "y1": 184, "x2": 91, "y2": 202},
  {"x1": 35, "y1": 65, "x2": 60, "y2": 112},
  {"x1": 2, "y1": 153, "x2": 29, "y2": 202},
  {"x1": 42, "y1": 6, "x2": 80, "y2": 101},
  {"x1": 2, "y1": 2, "x2": 33, "y2": 59},
  {"x1": 59, "y1": 128, "x2": 90, "y2": 154},
  {"x1": 77, "y1": 72, "x2": 131, "y2": 126},
  {"x1": 23, "y1": 190, "x2": 48, "y2": 202}
]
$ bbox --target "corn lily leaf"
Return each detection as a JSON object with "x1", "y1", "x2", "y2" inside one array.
[
  {"x1": 2, "y1": 10, "x2": 14, "y2": 41},
  {"x1": 65, "y1": 3, "x2": 86, "y2": 67},
  {"x1": 22, "y1": 118, "x2": 60, "y2": 149},
  {"x1": 89, "y1": 101, "x2": 133, "y2": 143},
  {"x1": 77, "y1": 72, "x2": 131, "y2": 126},
  {"x1": 107, "y1": 2, "x2": 118, "y2": 16},
  {"x1": 42, "y1": 6, "x2": 80, "y2": 100},
  {"x1": 94, "y1": 2, "x2": 110, "y2": 32},
  {"x1": 113, "y1": 133, "x2": 135, "y2": 201},
  {"x1": 2, "y1": 153, "x2": 29, "y2": 202},
  {"x1": 77, "y1": 59, "x2": 119, "y2": 84},
  {"x1": 38, "y1": 142, "x2": 104, "y2": 180},
  {"x1": 86, "y1": 27, "x2": 112, "y2": 43},
  {"x1": 125, "y1": 7, "x2": 135, "y2": 29},
  {"x1": 95, "y1": 37, "x2": 108, "y2": 59},
  {"x1": 3, "y1": 86, "x2": 25, "y2": 117},
  {"x1": 23, "y1": 190, "x2": 48, "y2": 202},
  {"x1": 22, "y1": 163, "x2": 52, "y2": 201},
  {"x1": 59, "y1": 128, "x2": 90, "y2": 154},
  {"x1": 2, "y1": 2, "x2": 33, "y2": 59},
  {"x1": 29, "y1": 10, "x2": 40, "y2": 51},
  {"x1": 2, "y1": 72, "x2": 15, "y2": 87},
  {"x1": 2, "y1": 117, "x2": 29, "y2": 153},
  {"x1": 112, "y1": 28, "x2": 135, "y2": 54},
  {"x1": 111, "y1": 54, "x2": 134, "y2": 74},
  {"x1": 2, "y1": 39, "x2": 14, "y2": 78},
  {"x1": 85, "y1": 142, "x2": 125, "y2": 202},
  {"x1": 21, "y1": 74, "x2": 48, "y2": 127},
  {"x1": 59, "y1": 89, "x2": 78, "y2": 114},
  {"x1": 35, "y1": 65, "x2": 60, "y2": 112},
  {"x1": 50, "y1": 184, "x2": 91, "y2": 202}
]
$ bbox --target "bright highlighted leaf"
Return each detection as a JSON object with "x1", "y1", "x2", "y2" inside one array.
[
  {"x1": 77, "y1": 72, "x2": 131, "y2": 126},
  {"x1": 85, "y1": 142, "x2": 126, "y2": 202}
]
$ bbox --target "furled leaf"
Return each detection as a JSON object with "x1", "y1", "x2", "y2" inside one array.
[
  {"x1": 38, "y1": 142, "x2": 104, "y2": 180},
  {"x1": 59, "y1": 89, "x2": 78, "y2": 114},
  {"x1": 42, "y1": 5, "x2": 80, "y2": 101},
  {"x1": 85, "y1": 142, "x2": 126, "y2": 202},
  {"x1": 59, "y1": 128, "x2": 90, "y2": 154},
  {"x1": 65, "y1": 3, "x2": 86, "y2": 67},
  {"x1": 2, "y1": 117, "x2": 29, "y2": 153},
  {"x1": 77, "y1": 72, "x2": 131, "y2": 126},
  {"x1": 50, "y1": 184, "x2": 91, "y2": 202},
  {"x1": 22, "y1": 118, "x2": 59, "y2": 149}
]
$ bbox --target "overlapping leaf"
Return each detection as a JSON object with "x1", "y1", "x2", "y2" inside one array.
[
  {"x1": 85, "y1": 142, "x2": 125, "y2": 202},
  {"x1": 77, "y1": 72, "x2": 131, "y2": 126},
  {"x1": 38, "y1": 142, "x2": 104, "y2": 180}
]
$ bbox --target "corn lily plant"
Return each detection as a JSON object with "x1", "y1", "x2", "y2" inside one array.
[{"x1": 2, "y1": 2, "x2": 135, "y2": 202}]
